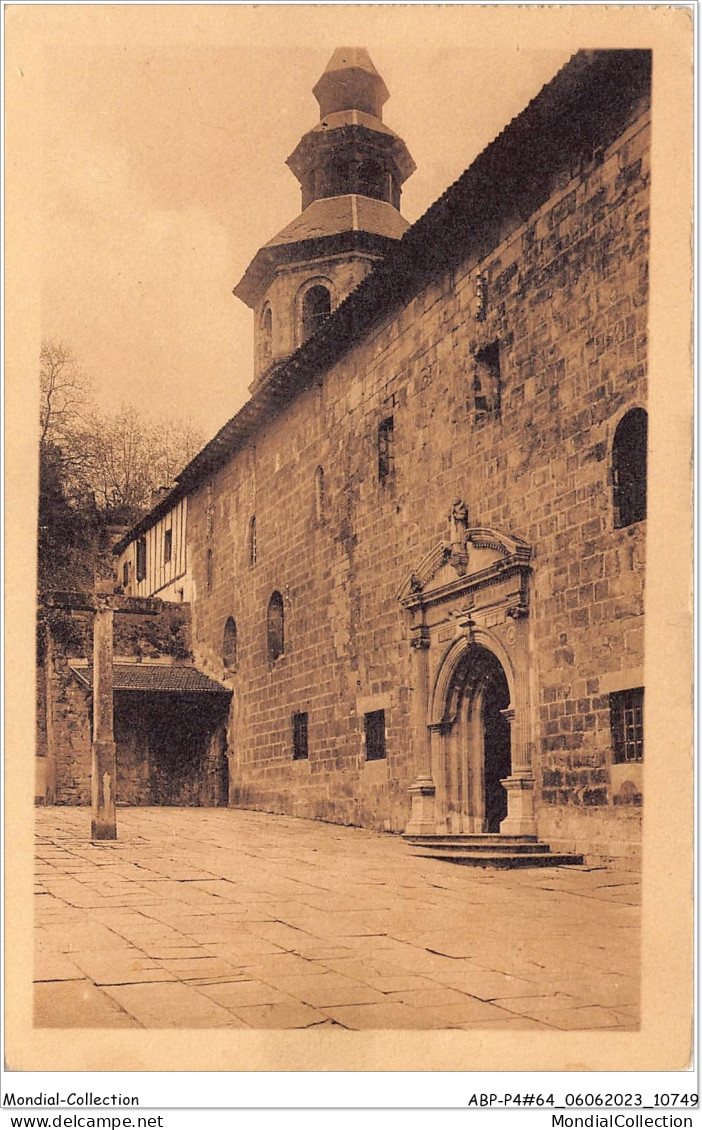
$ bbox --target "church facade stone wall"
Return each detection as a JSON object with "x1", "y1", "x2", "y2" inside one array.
[{"x1": 188, "y1": 98, "x2": 649, "y2": 861}]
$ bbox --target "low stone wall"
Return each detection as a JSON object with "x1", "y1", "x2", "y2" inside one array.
[{"x1": 537, "y1": 805, "x2": 642, "y2": 866}]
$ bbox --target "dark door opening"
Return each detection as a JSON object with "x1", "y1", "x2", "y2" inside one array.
[
  {"x1": 113, "y1": 692, "x2": 230, "y2": 806},
  {"x1": 212, "y1": 727, "x2": 230, "y2": 807},
  {"x1": 482, "y1": 668, "x2": 511, "y2": 833}
]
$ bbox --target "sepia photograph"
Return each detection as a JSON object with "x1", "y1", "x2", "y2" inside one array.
[{"x1": 3, "y1": 3, "x2": 693, "y2": 1076}]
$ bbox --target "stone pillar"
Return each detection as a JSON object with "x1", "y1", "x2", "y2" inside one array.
[
  {"x1": 91, "y1": 602, "x2": 117, "y2": 840},
  {"x1": 405, "y1": 626, "x2": 436, "y2": 836},
  {"x1": 44, "y1": 625, "x2": 57, "y2": 804},
  {"x1": 499, "y1": 705, "x2": 536, "y2": 836}
]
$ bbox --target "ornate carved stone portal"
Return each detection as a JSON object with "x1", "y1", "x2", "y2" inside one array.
[{"x1": 397, "y1": 508, "x2": 535, "y2": 837}]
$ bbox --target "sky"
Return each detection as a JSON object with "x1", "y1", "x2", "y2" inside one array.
[{"x1": 15, "y1": 6, "x2": 588, "y2": 442}]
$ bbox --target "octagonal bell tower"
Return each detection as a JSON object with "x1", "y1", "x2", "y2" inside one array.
[{"x1": 233, "y1": 48, "x2": 416, "y2": 388}]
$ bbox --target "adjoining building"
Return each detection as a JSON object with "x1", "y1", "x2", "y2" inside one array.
[
  {"x1": 98, "y1": 48, "x2": 648, "y2": 863},
  {"x1": 114, "y1": 488, "x2": 192, "y2": 603}
]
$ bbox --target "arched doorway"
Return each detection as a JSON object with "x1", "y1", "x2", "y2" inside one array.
[
  {"x1": 481, "y1": 663, "x2": 511, "y2": 832},
  {"x1": 437, "y1": 642, "x2": 513, "y2": 834},
  {"x1": 399, "y1": 520, "x2": 535, "y2": 838}
]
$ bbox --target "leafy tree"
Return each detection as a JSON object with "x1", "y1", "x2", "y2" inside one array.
[
  {"x1": 38, "y1": 341, "x2": 205, "y2": 592},
  {"x1": 37, "y1": 441, "x2": 99, "y2": 594}
]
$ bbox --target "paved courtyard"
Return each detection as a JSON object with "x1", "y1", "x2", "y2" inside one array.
[{"x1": 34, "y1": 807, "x2": 640, "y2": 1030}]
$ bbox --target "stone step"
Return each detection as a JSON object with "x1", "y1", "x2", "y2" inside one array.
[
  {"x1": 405, "y1": 833, "x2": 538, "y2": 845},
  {"x1": 408, "y1": 839, "x2": 552, "y2": 854},
  {"x1": 405, "y1": 834, "x2": 542, "y2": 853},
  {"x1": 411, "y1": 849, "x2": 585, "y2": 869}
]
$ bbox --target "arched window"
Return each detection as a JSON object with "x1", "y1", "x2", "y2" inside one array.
[
  {"x1": 315, "y1": 465, "x2": 325, "y2": 523},
  {"x1": 267, "y1": 591, "x2": 285, "y2": 663},
  {"x1": 249, "y1": 516, "x2": 257, "y2": 567},
  {"x1": 357, "y1": 159, "x2": 386, "y2": 202},
  {"x1": 321, "y1": 156, "x2": 351, "y2": 198},
  {"x1": 223, "y1": 617, "x2": 237, "y2": 670},
  {"x1": 302, "y1": 285, "x2": 331, "y2": 342},
  {"x1": 613, "y1": 408, "x2": 647, "y2": 528},
  {"x1": 260, "y1": 305, "x2": 273, "y2": 368}
]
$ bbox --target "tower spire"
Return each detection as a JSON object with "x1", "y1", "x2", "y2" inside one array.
[
  {"x1": 287, "y1": 47, "x2": 414, "y2": 211},
  {"x1": 233, "y1": 49, "x2": 415, "y2": 384},
  {"x1": 312, "y1": 47, "x2": 389, "y2": 118}
]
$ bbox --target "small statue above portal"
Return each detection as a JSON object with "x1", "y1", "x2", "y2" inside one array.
[
  {"x1": 449, "y1": 499, "x2": 468, "y2": 545},
  {"x1": 447, "y1": 499, "x2": 470, "y2": 577}
]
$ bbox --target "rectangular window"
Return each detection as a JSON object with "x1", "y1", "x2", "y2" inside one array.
[
  {"x1": 292, "y1": 712, "x2": 309, "y2": 760},
  {"x1": 378, "y1": 416, "x2": 394, "y2": 483},
  {"x1": 364, "y1": 709, "x2": 387, "y2": 761},
  {"x1": 474, "y1": 341, "x2": 501, "y2": 417},
  {"x1": 122, "y1": 561, "x2": 130, "y2": 589},
  {"x1": 136, "y1": 536, "x2": 147, "y2": 582},
  {"x1": 610, "y1": 688, "x2": 644, "y2": 763},
  {"x1": 164, "y1": 528, "x2": 173, "y2": 564}
]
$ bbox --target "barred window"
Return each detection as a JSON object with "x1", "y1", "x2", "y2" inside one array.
[
  {"x1": 292, "y1": 712, "x2": 309, "y2": 760},
  {"x1": 610, "y1": 687, "x2": 644, "y2": 763},
  {"x1": 364, "y1": 709, "x2": 387, "y2": 761},
  {"x1": 249, "y1": 516, "x2": 257, "y2": 567}
]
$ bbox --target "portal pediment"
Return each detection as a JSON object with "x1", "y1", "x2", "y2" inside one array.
[{"x1": 397, "y1": 523, "x2": 532, "y2": 612}]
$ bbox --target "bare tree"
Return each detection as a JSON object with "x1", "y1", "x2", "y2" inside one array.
[
  {"x1": 85, "y1": 405, "x2": 152, "y2": 512},
  {"x1": 83, "y1": 406, "x2": 204, "y2": 512},
  {"x1": 151, "y1": 418, "x2": 204, "y2": 485},
  {"x1": 39, "y1": 340, "x2": 91, "y2": 448}
]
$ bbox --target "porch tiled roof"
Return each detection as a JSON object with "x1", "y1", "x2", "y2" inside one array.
[{"x1": 69, "y1": 663, "x2": 230, "y2": 697}]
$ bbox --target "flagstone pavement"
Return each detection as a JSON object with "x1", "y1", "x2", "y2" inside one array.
[{"x1": 34, "y1": 806, "x2": 640, "y2": 1031}]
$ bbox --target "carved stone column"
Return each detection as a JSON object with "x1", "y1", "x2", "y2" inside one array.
[
  {"x1": 499, "y1": 774, "x2": 536, "y2": 835},
  {"x1": 499, "y1": 703, "x2": 536, "y2": 836},
  {"x1": 91, "y1": 602, "x2": 117, "y2": 840},
  {"x1": 405, "y1": 625, "x2": 436, "y2": 835}
]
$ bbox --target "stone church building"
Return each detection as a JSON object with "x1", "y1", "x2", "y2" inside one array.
[{"x1": 60, "y1": 48, "x2": 649, "y2": 864}]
